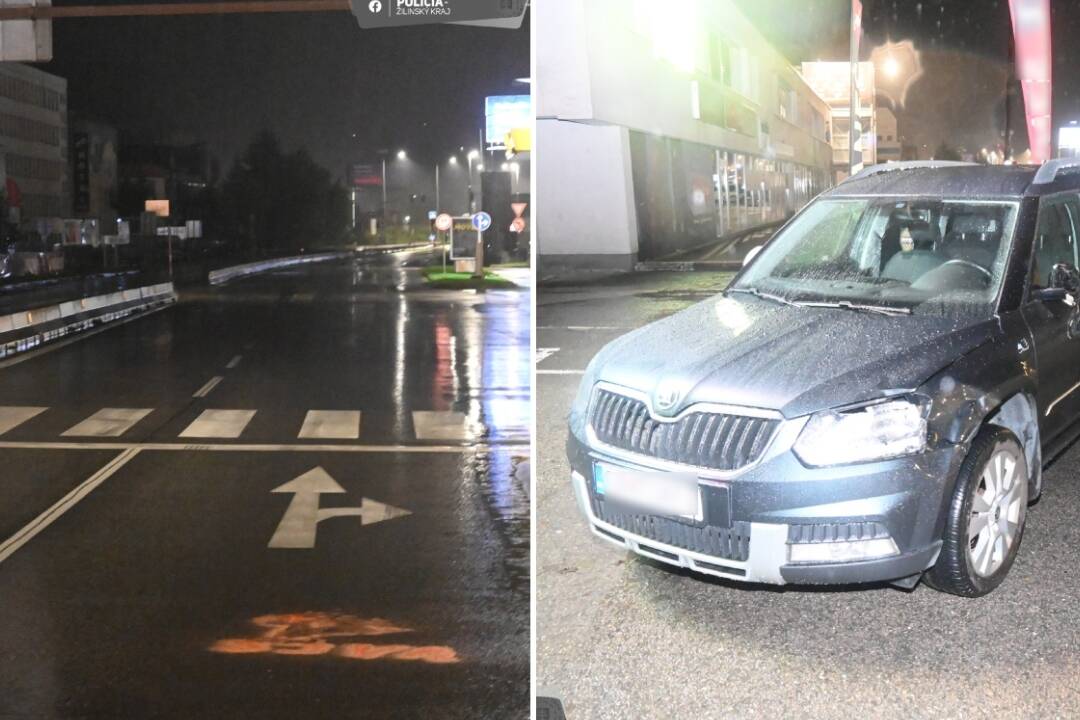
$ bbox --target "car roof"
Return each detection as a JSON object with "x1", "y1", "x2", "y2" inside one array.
[{"x1": 824, "y1": 164, "x2": 1080, "y2": 201}]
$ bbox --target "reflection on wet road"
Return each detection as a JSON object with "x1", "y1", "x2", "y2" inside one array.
[{"x1": 0, "y1": 250, "x2": 529, "y2": 719}]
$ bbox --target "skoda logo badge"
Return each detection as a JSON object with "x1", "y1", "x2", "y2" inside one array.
[{"x1": 654, "y1": 380, "x2": 683, "y2": 414}]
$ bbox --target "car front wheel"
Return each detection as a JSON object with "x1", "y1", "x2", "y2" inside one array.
[{"x1": 925, "y1": 426, "x2": 1028, "y2": 597}]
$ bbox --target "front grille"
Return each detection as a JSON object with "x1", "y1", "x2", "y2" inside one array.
[
  {"x1": 591, "y1": 496, "x2": 751, "y2": 562},
  {"x1": 588, "y1": 387, "x2": 779, "y2": 471}
]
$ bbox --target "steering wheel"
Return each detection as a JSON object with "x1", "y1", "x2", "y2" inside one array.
[{"x1": 941, "y1": 258, "x2": 991, "y2": 277}]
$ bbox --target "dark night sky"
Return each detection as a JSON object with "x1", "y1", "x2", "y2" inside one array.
[
  {"x1": 33, "y1": 2, "x2": 1080, "y2": 172},
  {"x1": 735, "y1": 0, "x2": 1080, "y2": 156},
  {"x1": 41, "y1": 1, "x2": 529, "y2": 179}
]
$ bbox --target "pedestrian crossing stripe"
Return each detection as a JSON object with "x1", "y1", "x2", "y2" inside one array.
[
  {"x1": 0, "y1": 406, "x2": 47, "y2": 435},
  {"x1": 180, "y1": 409, "x2": 257, "y2": 439},
  {"x1": 412, "y1": 411, "x2": 474, "y2": 441},
  {"x1": 62, "y1": 408, "x2": 153, "y2": 437},
  {"x1": 298, "y1": 410, "x2": 361, "y2": 440},
  {"x1": 0, "y1": 406, "x2": 485, "y2": 441}
]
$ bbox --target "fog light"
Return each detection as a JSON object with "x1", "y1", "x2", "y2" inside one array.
[{"x1": 788, "y1": 537, "x2": 900, "y2": 564}]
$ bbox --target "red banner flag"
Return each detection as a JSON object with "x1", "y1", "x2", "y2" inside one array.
[{"x1": 1009, "y1": 0, "x2": 1052, "y2": 163}]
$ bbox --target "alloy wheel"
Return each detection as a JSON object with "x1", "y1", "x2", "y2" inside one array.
[{"x1": 967, "y1": 444, "x2": 1027, "y2": 578}]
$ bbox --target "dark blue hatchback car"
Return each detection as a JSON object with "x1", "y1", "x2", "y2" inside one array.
[{"x1": 568, "y1": 160, "x2": 1080, "y2": 596}]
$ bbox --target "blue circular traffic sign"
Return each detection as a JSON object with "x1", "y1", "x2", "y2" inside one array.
[{"x1": 471, "y1": 211, "x2": 492, "y2": 232}]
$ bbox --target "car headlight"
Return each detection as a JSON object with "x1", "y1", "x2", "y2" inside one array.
[{"x1": 793, "y1": 397, "x2": 929, "y2": 467}]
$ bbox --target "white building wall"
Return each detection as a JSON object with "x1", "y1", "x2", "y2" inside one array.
[
  {"x1": 537, "y1": 0, "x2": 833, "y2": 270},
  {"x1": 536, "y1": 119, "x2": 638, "y2": 268},
  {"x1": 0, "y1": 62, "x2": 67, "y2": 220}
]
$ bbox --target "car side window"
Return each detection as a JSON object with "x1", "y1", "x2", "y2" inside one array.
[{"x1": 1032, "y1": 197, "x2": 1080, "y2": 289}]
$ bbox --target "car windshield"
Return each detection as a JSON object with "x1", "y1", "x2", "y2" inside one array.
[{"x1": 731, "y1": 196, "x2": 1019, "y2": 318}]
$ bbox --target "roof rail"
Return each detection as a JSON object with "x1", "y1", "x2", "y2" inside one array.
[
  {"x1": 843, "y1": 160, "x2": 977, "y2": 184},
  {"x1": 1032, "y1": 158, "x2": 1080, "y2": 185}
]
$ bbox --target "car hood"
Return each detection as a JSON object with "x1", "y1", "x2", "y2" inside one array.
[{"x1": 590, "y1": 294, "x2": 999, "y2": 418}]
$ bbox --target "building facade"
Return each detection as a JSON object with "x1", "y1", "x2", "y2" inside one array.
[
  {"x1": 876, "y1": 106, "x2": 902, "y2": 162},
  {"x1": 70, "y1": 116, "x2": 119, "y2": 232},
  {"x1": 800, "y1": 61, "x2": 878, "y2": 183},
  {"x1": 0, "y1": 63, "x2": 68, "y2": 222},
  {"x1": 537, "y1": 0, "x2": 833, "y2": 271}
]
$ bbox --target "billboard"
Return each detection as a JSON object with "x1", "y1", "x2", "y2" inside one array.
[
  {"x1": 349, "y1": 162, "x2": 382, "y2": 187},
  {"x1": 145, "y1": 199, "x2": 170, "y2": 217},
  {"x1": 449, "y1": 215, "x2": 477, "y2": 260},
  {"x1": 485, "y1": 95, "x2": 531, "y2": 148}
]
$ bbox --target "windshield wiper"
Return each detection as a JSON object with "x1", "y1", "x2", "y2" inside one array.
[
  {"x1": 726, "y1": 287, "x2": 800, "y2": 307},
  {"x1": 798, "y1": 300, "x2": 912, "y2": 316}
]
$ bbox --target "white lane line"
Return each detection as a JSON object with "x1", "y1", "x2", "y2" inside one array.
[
  {"x1": 62, "y1": 408, "x2": 153, "y2": 437},
  {"x1": 412, "y1": 410, "x2": 474, "y2": 441},
  {"x1": 298, "y1": 410, "x2": 362, "y2": 440},
  {"x1": 179, "y1": 409, "x2": 256, "y2": 438},
  {"x1": 226, "y1": 355, "x2": 243, "y2": 369},
  {"x1": 0, "y1": 447, "x2": 141, "y2": 565},
  {"x1": 537, "y1": 369, "x2": 586, "y2": 375},
  {"x1": 192, "y1": 376, "x2": 225, "y2": 398},
  {"x1": 0, "y1": 440, "x2": 525, "y2": 453},
  {"x1": 536, "y1": 347, "x2": 560, "y2": 363},
  {"x1": 0, "y1": 406, "x2": 48, "y2": 436}
]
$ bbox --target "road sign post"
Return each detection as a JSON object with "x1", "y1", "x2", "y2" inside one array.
[
  {"x1": 435, "y1": 214, "x2": 453, "y2": 274},
  {"x1": 471, "y1": 212, "x2": 492, "y2": 279}
]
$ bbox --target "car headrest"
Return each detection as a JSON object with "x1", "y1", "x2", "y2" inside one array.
[
  {"x1": 949, "y1": 214, "x2": 999, "y2": 236},
  {"x1": 902, "y1": 220, "x2": 938, "y2": 250}
]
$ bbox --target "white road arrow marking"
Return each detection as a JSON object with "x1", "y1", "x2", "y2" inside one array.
[{"x1": 267, "y1": 466, "x2": 410, "y2": 549}]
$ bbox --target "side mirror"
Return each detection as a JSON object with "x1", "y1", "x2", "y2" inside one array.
[
  {"x1": 1033, "y1": 262, "x2": 1080, "y2": 302},
  {"x1": 743, "y1": 246, "x2": 763, "y2": 267},
  {"x1": 1033, "y1": 287, "x2": 1068, "y2": 302},
  {"x1": 1049, "y1": 262, "x2": 1080, "y2": 295}
]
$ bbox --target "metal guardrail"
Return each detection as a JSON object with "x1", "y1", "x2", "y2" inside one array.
[
  {"x1": 0, "y1": 282, "x2": 176, "y2": 360},
  {"x1": 207, "y1": 252, "x2": 348, "y2": 285}
]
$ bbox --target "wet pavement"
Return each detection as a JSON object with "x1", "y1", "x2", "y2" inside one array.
[
  {"x1": 0, "y1": 249, "x2": 530, "y2": 719},
  {"x1": 536, "y1": 270, "x2": 1080, "y2": 719}
]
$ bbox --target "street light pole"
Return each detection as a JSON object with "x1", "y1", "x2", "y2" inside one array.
[
  {"x1": 381, "y1": 157, "x2": 388, "y2": 222},
  {"x1": 435, "y1": 163, "x2": 440, "y2": 213},
  {"x1": 466, "y1": 149, "x2": 479, "y2": 213}
]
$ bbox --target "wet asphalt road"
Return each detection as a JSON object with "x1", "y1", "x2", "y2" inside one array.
[
  {"x1": 537, "y1": 271, "x2": 1080, "y2": 719},
  {"x1": 0, "y1": 249, "x2": 530, "y2": 719}
]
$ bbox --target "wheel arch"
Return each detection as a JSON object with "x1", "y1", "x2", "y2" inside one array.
[{"x1": 958, "y1": 392, "x2": 1042, "y2": 500}]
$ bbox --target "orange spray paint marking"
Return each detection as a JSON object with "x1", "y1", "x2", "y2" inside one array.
[
  {"x1": 336, "y1": 643, "x2": 460, "y2": 664},
  {"x1": 209, "y1": 611, "x2": 460, "y2": 664}
]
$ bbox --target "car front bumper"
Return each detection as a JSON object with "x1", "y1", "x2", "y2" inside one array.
[{"x1": 567, "y1": 429, "x2": 962, "y2": 586}]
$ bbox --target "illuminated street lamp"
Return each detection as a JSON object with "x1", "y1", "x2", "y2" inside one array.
[
  {"x1": 870, "y1": 40, "x2": 922, "y2": 109},
  {"x1": 380, "y1": 148, "x2": 409, "y2": 224},
  {"x1": 882, "y1": 55, "x2": 901, "y2": 80},
  {"x1": 466, "y1": 149, "x2": 481, "y2": 212},
  {"x1": 435, "y1": 155, "x2": 461, "y2": 212}
]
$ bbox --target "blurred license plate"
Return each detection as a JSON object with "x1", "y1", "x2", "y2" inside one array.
[{"x1": 594, "y1": 462, "x2": 701, "y2": 521}]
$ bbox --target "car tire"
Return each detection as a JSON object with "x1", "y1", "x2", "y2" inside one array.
[{"x1": 925, "y1": 426, "x2": 1028, "y2": 597}]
